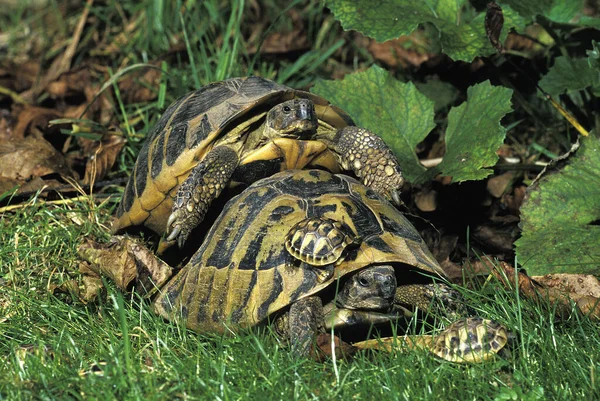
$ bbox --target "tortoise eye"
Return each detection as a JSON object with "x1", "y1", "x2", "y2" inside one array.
[
  {"x1": 358, "y1": 277, "x2": 370, "y2": 287},
  {"x1": 282, "y1": 105, "x2": 292, "y2": 113}
]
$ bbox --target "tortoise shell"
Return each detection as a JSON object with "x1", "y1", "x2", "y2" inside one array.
[
  {"x1": 153, "y1": 169, "x2": 445, "y2": 334},
  {"x1": 113, "y1": 76, "x2": 354, "y2": 235},
  {"x1": 285, "y1": 218, "x2": 357, "y2": 266},
  {"x1": 431, "y1": 317, "x2": 509, "y2": 363}
]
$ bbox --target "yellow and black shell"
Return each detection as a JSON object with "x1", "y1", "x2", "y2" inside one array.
[
  {"x1": 113, "y1": 76, "x2": 354, "y2": 236},
  {"x1": 152, "y1": 169, "x2": 445, "y2": 334},
  {"x1": 285, "y1": 218, "x2": 358, "y2": 266},
  {"x1": 431, "y1": 318, "x2": 509, "y2": 363}
]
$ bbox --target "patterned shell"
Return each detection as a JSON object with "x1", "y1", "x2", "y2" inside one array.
[
  {"x1": 113, "y1": 76, "x2": 354, "y2": 235},
  {"x1": 153, "y1": 169, "x2": 446, "y2": 334},
  {"x1": 285, "y1": 218, "x2": 357, "y2": 266}
]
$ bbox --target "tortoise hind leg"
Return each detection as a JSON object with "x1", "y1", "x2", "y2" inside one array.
[
  {"x1": 163, "y1": 145, "x2": 239, "y2": 251},
  {"x1": 288, "y1": 296, "x2": 325, "y2": 357},
  {"x1": 318, "y1": 126, "x2": 404, "y2": 205}
]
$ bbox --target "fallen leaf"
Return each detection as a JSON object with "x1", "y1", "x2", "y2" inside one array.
[
  {"x1": 312, "y1": 333, "x2": 357, "y2": 362},
  {"x1": 11, "y1": 105, "x2": 60, "y2": 139},
  {"x1": 117, "y1": 65, "x2": 162, "y2": 104},
  {"x1": 78, "y1": 236, "x2": 172, "y2": 297},
  {"x1": 532, "y1": 274, "x2": 600, "y2": 299},
  {"x1": 366, "y1": 35, "x2": 432, "y2": 69},
  {"x1": 485, "y1": 1, "x2": 505, "y2": 53},
  {"x1": 0, "y1": 135, "x2": 74, "y2": 180},
  {"x1": 21, "y1": 0, "x2": 94, "y2": 102},
  {"x1": 487, "y1": 171, "x2": 514, "y2": 198},
  {"x1": 490, "y1": 262, "x2": 600, "y2": 321},
  {"x1": 81, "y1": 133, "x2": 127, "y2": 185}
]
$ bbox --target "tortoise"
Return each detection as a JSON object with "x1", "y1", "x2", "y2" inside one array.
[
  {"x1": 148, "y1": 169, "x2": 509, "y2": 361},
  {"x1": 112, "y1": 76, "x2": 404, "y2": 252}
]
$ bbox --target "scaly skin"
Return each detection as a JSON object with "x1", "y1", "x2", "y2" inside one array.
[
  {"x1": 166, "y1": 145, "x2": 239, "y2": 248},
  {"x1": 318, "y1": 126, "x2": 404, "y2": 205}
]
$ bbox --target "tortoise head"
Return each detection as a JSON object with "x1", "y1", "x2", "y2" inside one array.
[
  {"x1": 265, "y1": 98, "x2": 318, "y2": 139},
  {"x1": 336, "y1": 265, "x2": 397, "y2": 310}
]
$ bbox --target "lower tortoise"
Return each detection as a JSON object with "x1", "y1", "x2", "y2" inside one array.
[
  {"x1": 112, "y1": 76, "x2": 404, "y2": 252},
  {"x1": 135, "y1": 169, "x2": 508, "y2": 361}
]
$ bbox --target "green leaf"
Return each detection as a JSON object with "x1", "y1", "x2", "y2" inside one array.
[
  {"x1": 325, "y1": 0, "x2": 525, "y2": 62},
  {"x1": 587, "y1": 40, "x2": 600, "y2": 72},
  {"x1": 515, "y1": 135, "x2": 600, "y2": 276},
  {"x1": 539, "y1": 56, "x2": 600, "y2": 96},
  {"x1": 422, "y1": 81, "x2": 513, "y2": 183},
  {"x1": 501, "y1": 0, "x2": 583, "y2": 22},
  {"x1": 311, "y1": 65, "x2": 434, "y2": 182}
]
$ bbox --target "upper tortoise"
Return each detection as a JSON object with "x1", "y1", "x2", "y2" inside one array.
[{"x1": 112, "y1": 76, "x2": 404, "y2": 251}]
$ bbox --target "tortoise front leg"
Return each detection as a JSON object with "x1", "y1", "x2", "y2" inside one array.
[
  {"x1": 288, "y1": 296, "x2": 325, "y2": 357},
  {"x1": 324, "y1": 308, "x2": 403, "y2": 330},
  {"x1": 321, "y1": 126, "x2": 404, "y2": 205},
  {"x1": 165, "y1": 145, "x2": 239, "y2": 249}
]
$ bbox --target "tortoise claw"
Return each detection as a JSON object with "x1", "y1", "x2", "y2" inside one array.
[{"x1": 390, "y1": 189, "x2": 401, "y2": 206}]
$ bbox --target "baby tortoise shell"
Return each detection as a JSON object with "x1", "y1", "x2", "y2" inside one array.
[
  {"x1": 285, "y1": 218, "x2": 359, "y2": 266},
  {"x1": 353, "y1": 317, "x2": 510, "y2": 363},
  {"x1": 112, "y1": 76, "x2": 404, "y2": 252}
]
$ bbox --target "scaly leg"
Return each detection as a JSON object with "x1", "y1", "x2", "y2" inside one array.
[
  {"x1": 288, "y1": 296, "x2": 325, "y2": 357},
  {"x1": 165, "y1": 145, "x2": 239, "y2": 248},
  {"x1": 323, "y1": 126, "x2": 404, "y2": 205}
]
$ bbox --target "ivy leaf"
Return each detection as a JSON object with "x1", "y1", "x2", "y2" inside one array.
[
  {"x1": 501, "y1": 0, "x2": 583, "y2": 23},
  {"x1": 421, "y1": 81, "x2": 513, "y2": 183},
  {"x1": 325, "y1": 0, "x2": 524, "y2": 62},
  {"x1": 539, "y1": 56, "x2": 600, "y2": 96},
  {"x1": 312, "y1": 65, "x2": 434, "y2": 182},
  {"x1": 515, "y1": 135, "x2": 600, "y2": 276},
  {"x1": 312, "y1": 68, "x2": 513, "y2": 185}
]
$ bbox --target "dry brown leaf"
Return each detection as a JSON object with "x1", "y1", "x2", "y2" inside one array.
[
  {"x1": 78, "y1": 236, "x2": 172, "y2": 296},
  {"x1": 311, "y1": 333, "x2": 357, "y2": 362},
  {"x1": 491, "y1": 262, "x2": 600, "y2": 320},
  {"x1": 366, "y1": 35, "x2": 432, "y2": 69},
  {"x1": 487, "y1": 171, "x2": 514, "y2": 198},
  {"x1": 485, "y1": 1, "x2": 505, "y2": 53},
  {"x1": 472, "y1": 224, "x2": 514, "y2": 255},
  {"x1": 247, "y1": 9, "x2": 308, "y2": 55},
  {"x1": 21, "y1": 0, "x2": 94, "y2": 102},
  {"x1": 82, "y1": 133, "x2": 127, "y2": 185},
  {"x1": 118, "y1": 67, "x2": 162, "y2": 104},
  {"x1": 11, "y1": 105, "x2": 61, "y2": 139},
  {"x1": 0, "y1": 135, "x2": 74, "y2": 180},
  {"x1": 532, "y1": 274, "x2": 600, "y2": 299}
]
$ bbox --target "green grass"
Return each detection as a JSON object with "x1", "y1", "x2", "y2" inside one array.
[
  {"x1": 1, "y1": 1, "x2": 600, "y2": 400},
  {"x1": 1, "y1": 199, "x2": 599, "y2": 400}
]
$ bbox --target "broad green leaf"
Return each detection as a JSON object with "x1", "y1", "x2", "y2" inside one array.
[
  {"x1": 501, "y1": 0, "x2": 582, "y2": 22},
  {"x1": 311, "y1": 65, "x2": 434, "y2": 182},
  {"x1": 515, "y1": 135, "x2": 600, "y2": 276},
  {"x1": 325, "y1": 0, "x2": 525, "y2": 62},
  {"x1": 421, "y1": 81, "x2": 513, "y2": 183},
  {"x1": 539, "y1": 56, "x2": 600, "y2": 96}
]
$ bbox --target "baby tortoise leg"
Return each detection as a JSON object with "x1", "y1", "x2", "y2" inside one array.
[
  {"x1": 322, "y1": 126, "x2": 404, "y2": 205},
  {"x1": 166, "y1": 145, "x2": 239, "y2": 248},
  {"x1": 288, "y1": 296, "x2": 325, "y2": 357}
]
